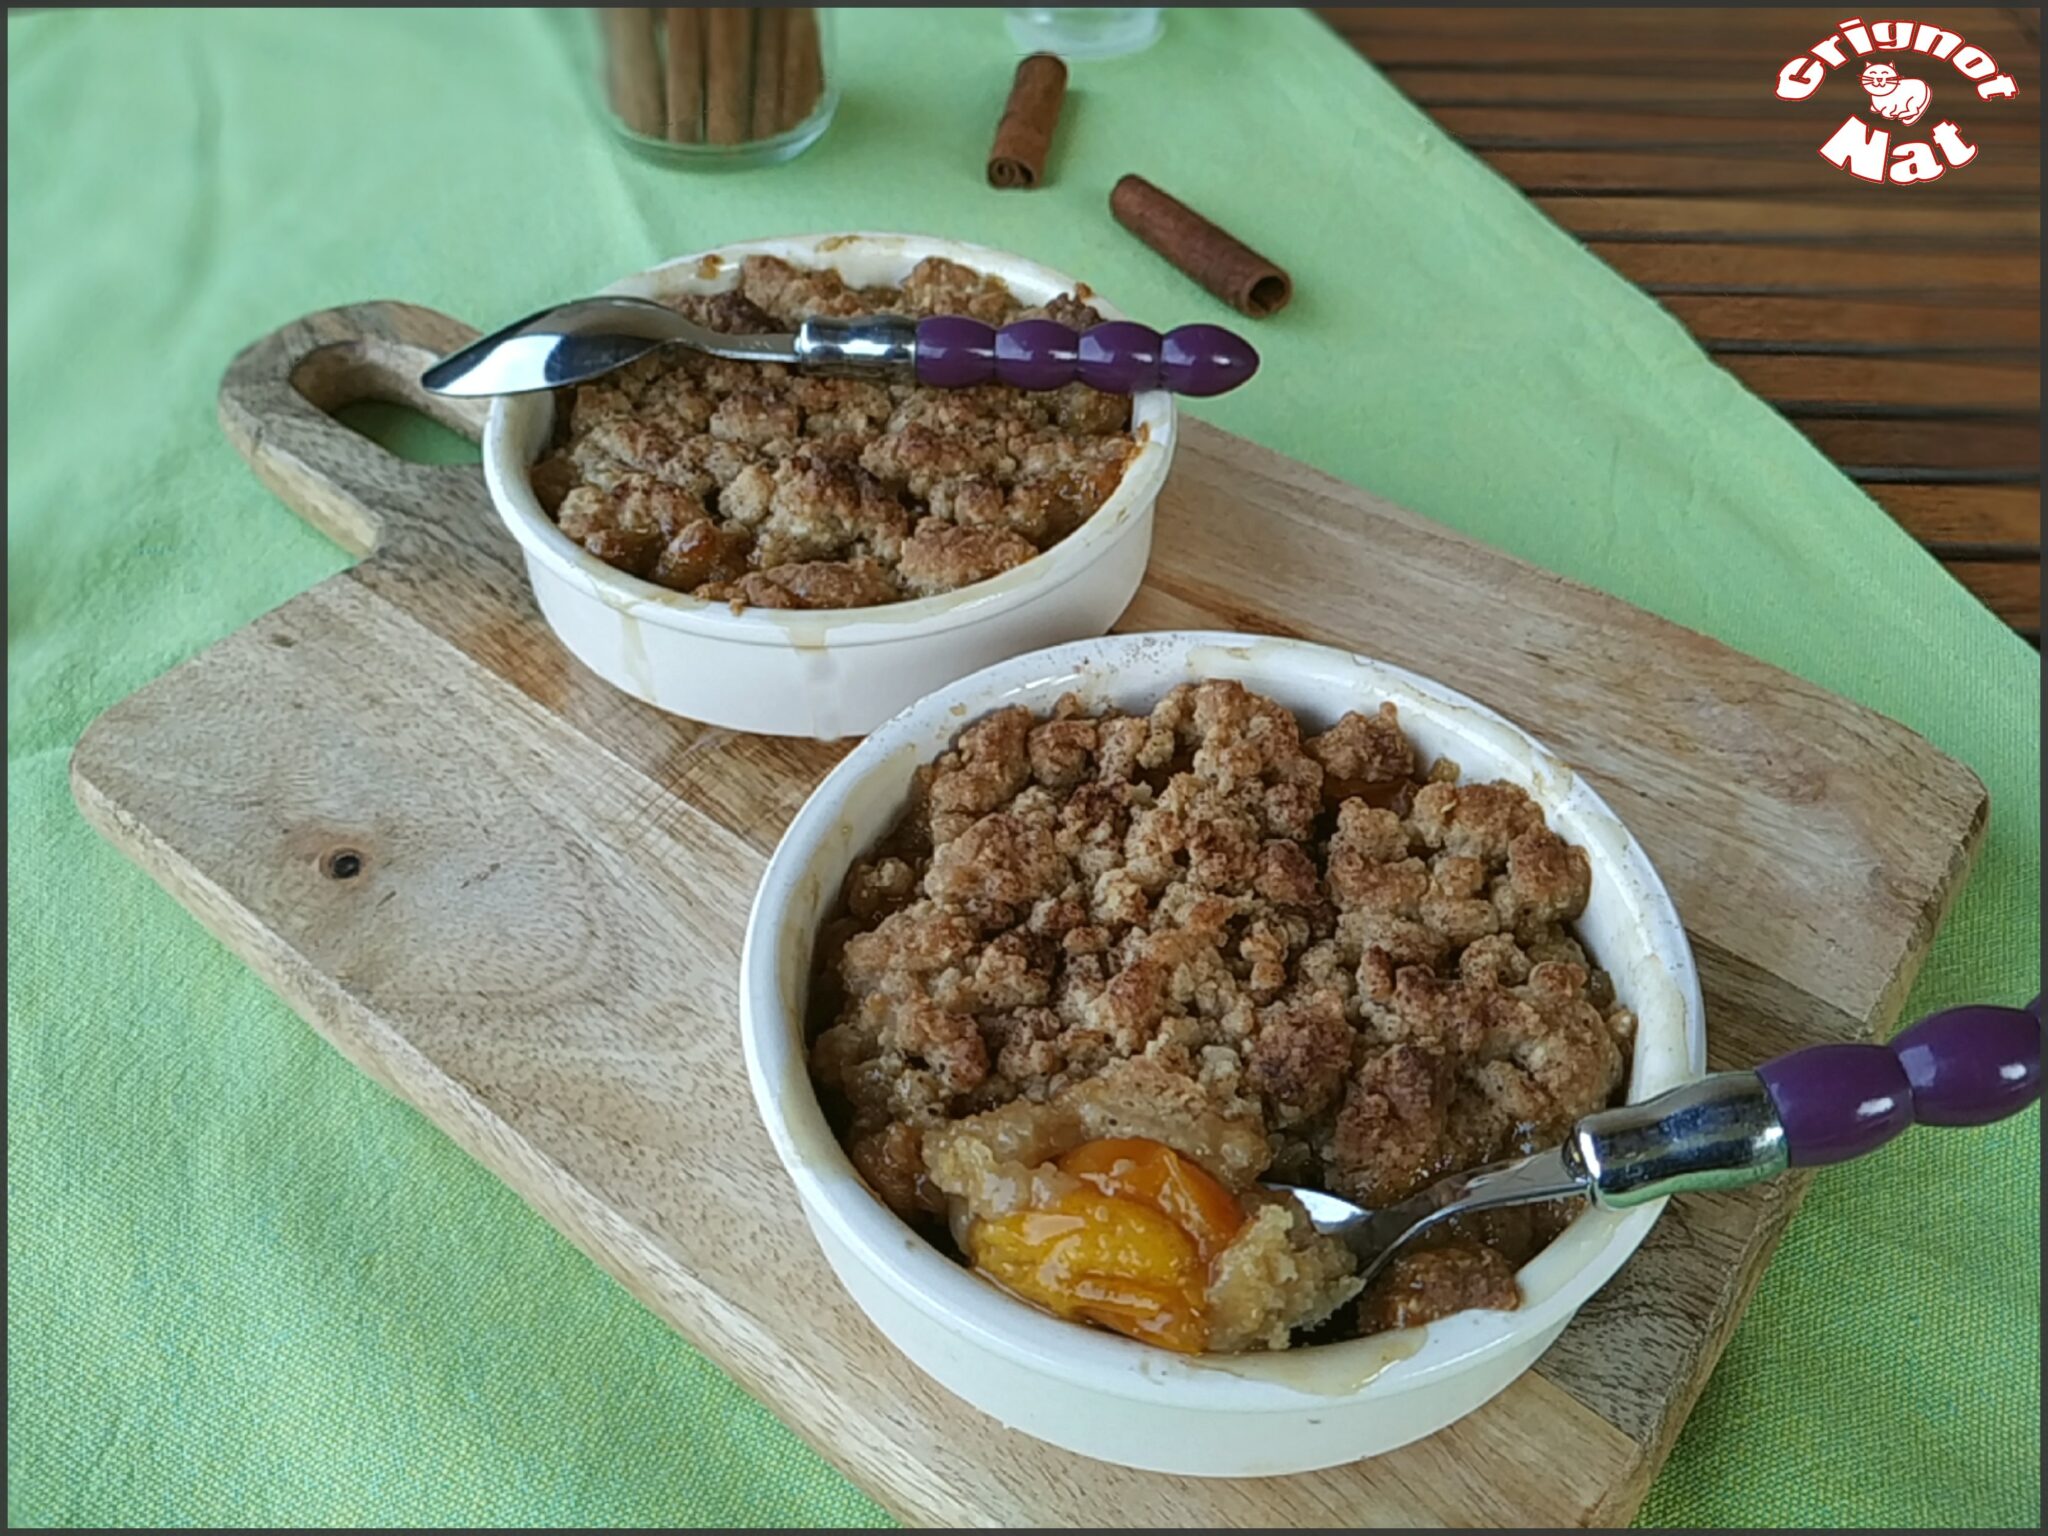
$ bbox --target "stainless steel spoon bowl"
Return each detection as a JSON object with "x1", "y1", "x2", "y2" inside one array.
[{"x1": 418, "y1": 295, "x2": 820, "y2": 396}]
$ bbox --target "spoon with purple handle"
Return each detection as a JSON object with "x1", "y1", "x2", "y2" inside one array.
[
  {"x1": 419, "y1": 295, "x2": 1258, "y2": 400},
  {"x1": 1280, "y1": 996, "x2": 2042, "y2": 1289}
]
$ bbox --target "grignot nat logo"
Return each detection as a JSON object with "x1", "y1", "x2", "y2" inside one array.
[{"x1": 1775, "y1": 17, "x2": 2019, "y2": 183}]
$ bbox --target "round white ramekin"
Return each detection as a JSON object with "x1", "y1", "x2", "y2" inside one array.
[
  {"x1": 741, "y1": 631, "x2": 1706, "y2": 1476},
  {"x1": 483, "y1": 233, "x2": 1174, "y2": 739}
]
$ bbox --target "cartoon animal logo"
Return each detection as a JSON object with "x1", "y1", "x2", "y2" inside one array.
[{"x1": 1860, "y1": 62, "x2": 1933, "y2": 123}]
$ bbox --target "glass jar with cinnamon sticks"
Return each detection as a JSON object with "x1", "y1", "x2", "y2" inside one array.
[{"x1": 593, "y1": 8, "x2": 836, "y2": 167}]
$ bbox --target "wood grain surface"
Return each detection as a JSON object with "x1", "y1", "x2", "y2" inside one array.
[
  {"x1": 1320, "y1": 6, "x2": 2041, "y2": 642},
  {"x1": 72, "y1": 302, "x2": 1987, "y2": 1527}
]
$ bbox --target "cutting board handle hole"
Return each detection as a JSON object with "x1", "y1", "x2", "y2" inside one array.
[
  {"x1": 320, "y1": 848, "x2": 365, "y2": 880},
  {"x1": 333, "y1": 400, "x2": 482, "y2": 468}
]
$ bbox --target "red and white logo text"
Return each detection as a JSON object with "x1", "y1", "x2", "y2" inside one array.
[{"x1": 1775, "y1": 17, "x2": 2019, "y2": 184}]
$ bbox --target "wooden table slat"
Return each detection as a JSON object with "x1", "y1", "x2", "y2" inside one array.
[
  {"x1": 1658, "y1": 292, "x2": 2039, "y2": 350},
  {"x1": 1718, "y1": 353, "x2": 2039, "y2": 411},
  {"x1": 1790, "y1": 415, "x2": 2039, "y2": 472},
  {"x1": 1328, "y1": 7, "x2": 2029, "y2": 45},
  {"x1": 1345, "y1": 35, "x2": 2028, "y2": 70},
  {"x1": 1873, "y1": 483, "x2": 2043, "y2": 546},
  {"x1": 1476, "y1": 146, "x2": 2040, "y2": 197},
  {"x1": 1946, "y1": 558, "x2": 2043, "y2": 632},
  {"x1": 1591, "y1": 241, "x2": 2039, "y2": 292},
  {"x1": 1326, "y1": 8, "x2": 2035, "y2": 68},
  {"x1": 1391, "y1": 66, "x2": 2044, "y2": 114},
  {"x1": 1534, "y1": 195, "x2": 2041, "y2": 243},
  {"x1": 1435, "y1": 104, "x2": 2042, "y2": 149}
]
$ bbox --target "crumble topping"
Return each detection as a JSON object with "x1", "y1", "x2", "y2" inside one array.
[
  {"x1": 808, "y1": 680, "x2": 1637, "y2": 1351},
  {"x1": 530, "y1": 255, "x2": 1137, "y2": 610}
]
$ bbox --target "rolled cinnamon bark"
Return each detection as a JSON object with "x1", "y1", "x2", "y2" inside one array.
[
  {"x1": 601, "y1": 8, "x2": 664, "y2": 139},
  {"x1": 750, "y1": 7, "x2": 789, "y2": 139},
  {"x1": 663, "y1": 8, "x2": 705, "y2": 143},
  {"x1": 987, "y1": 53, "x2": 1067, "y2": 189},
  {"x1": 1109, "y1": 174, "x2": 1293, "y2": 318},
  {"x1": 778, "y1": 8, "x2": 824, "y2": 132},
  {"x1": 703, "y1": 8, "x2": 753, "y2": 145}
]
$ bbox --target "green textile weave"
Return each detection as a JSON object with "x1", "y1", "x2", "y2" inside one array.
[{"x1": 8, "y1": 8, "x2": 2037, "y2": 1528}]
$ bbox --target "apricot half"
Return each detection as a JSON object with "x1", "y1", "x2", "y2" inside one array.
[
  {"x1": 964, "y1": 1138, "x2": 1247, "y2": 1354},
  {"x1": 1058, "y1": 1137, "x2": 1246, "y2": 1261}
]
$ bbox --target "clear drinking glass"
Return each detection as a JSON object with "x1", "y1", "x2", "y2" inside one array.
[
  {"x1": 1003, "y1": 8, "x2": 1163, "y2": 59},
  {"x1": 592, "y1": 7, "x2": 838, "y2": 168}
]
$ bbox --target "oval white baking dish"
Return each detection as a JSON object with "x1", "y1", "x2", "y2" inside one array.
[
  {"x1": 483, "y1": 233, "x2": 1175, "y2": 739},
  {"x1": 740, "y1": 630, "x2": 1705, "y2": 1476}
]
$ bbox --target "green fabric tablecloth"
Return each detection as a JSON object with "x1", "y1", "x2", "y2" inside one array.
[{"x1": 8, "y1": 7, "x2": 2038, "y2": 1528}]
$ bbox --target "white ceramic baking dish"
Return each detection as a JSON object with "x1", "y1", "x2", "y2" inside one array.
[
  {"x1": 482, "y1": 234, "x2": 1174, "y2": 739},
  {"x1": 740, "y1": 631, "x2": 1705, "y2": 1476}
]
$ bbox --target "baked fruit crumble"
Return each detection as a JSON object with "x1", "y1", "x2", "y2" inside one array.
[
  {"x1": 528, "y1": 255, "x2": 1137, "y2": 611},
  {"x1": 807, "y1": 680, "x2": 1638, "y2": 1354}
]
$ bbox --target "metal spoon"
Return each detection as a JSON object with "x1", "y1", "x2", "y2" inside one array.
[
  {"x1": 1275, "y1": 997, "x2": 2040, "y2": 1291},
  {"x1": 418, "y1": 294, "x2": 1260, "y2": 399}
]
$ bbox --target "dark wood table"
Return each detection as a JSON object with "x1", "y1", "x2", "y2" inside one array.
[{"x1": 1321, "y1": 7, "x2": 2040, "y2": 642}]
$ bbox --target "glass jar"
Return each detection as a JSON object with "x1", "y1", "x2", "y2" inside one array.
[
  {"x1": 592, "y1": 7, "x2": 838, "y2": 168},
  {"x1": 1003, "y1": 8, "x2": 1162, "y2": 60}
]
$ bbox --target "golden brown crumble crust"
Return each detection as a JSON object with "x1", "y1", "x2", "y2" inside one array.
[
  {"x1": 531, "y1": 255, "x2": 1137, "y2": 610},
  {"x1": 1357, "y1": 1244, "x2": 1522, "y2": 1334},
  {"x1": 809, "y1": 680, "x2": 1638, "y2": 1345}
]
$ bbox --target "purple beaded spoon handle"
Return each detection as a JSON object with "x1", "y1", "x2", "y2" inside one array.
[
  {"x1": 912, "y1": 316, "x2": 1256, "y2": 398},
  {"x1": 419, "y1": 297, "x2": 1260, "y2": 400},
  {"x1": 1571, "y1": 994, "x2": 2042, "y2": 1206}
]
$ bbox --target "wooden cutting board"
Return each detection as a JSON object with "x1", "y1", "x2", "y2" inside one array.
[{"x1": 72, "y1": 302, "x2": 1986, "y2": 1528}]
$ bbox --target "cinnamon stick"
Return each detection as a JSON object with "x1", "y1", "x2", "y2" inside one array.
[
  {"x1": 703, "y1": 8, "x2": 753, "y2": 145},
  {"x1": 987, "y1": 53, "x2": 1067, "y2": 189},
  {"x1": 750, "y1": 7, "x2": 789, "y2": 139},
  {"x1": 663, "y1": 8, "x2": 705, "y2": 143},
  {"x1": 778, "y1": 8, "x2": 824, "y2": 132},
  {"x1": 601, "y1": 8, "x2": 664, "y2": 139},
  {"x1": 1109, "y1": 174, "x2": 1293, "y2": 318}
]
